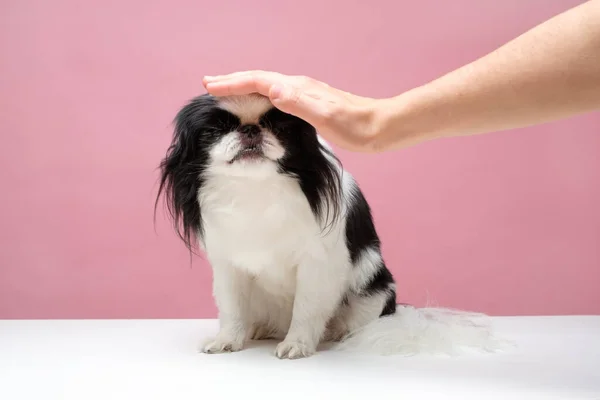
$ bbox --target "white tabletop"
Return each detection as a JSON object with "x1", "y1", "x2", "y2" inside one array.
[{"x1": 1, "y1": 316, "x2": 599, "y2": 400}]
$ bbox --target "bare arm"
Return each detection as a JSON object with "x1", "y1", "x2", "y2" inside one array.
[
  {"x1": 373, "y1": 0, "x2": 600, "y2": 151},
  {"x1": 204, "y1": 0, "x2": 600, "y2": 153}
]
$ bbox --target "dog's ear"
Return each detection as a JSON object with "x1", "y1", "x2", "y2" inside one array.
[
  {"x1": 265, "y1": 108, "x2": 343, "y2": 233},
  {"x1": 155, "y1": 94, "x2": 217, "y2": 252}
]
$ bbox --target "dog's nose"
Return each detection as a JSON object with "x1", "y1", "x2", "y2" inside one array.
[
  {"x1": 239, "y1": 124, "x2": 262, "y2": 147},
  {"x1": 239, "y1": 124, "x2": 261, "y2": 138}
]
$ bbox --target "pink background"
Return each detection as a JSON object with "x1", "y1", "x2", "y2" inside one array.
[{"x1": 1, "y1": 0, "x2": 598, "y2": 319}]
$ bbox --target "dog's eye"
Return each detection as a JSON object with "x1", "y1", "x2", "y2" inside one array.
[
  {"x1": 259, "y1": 108, "x2": 306, "y2": 132},
  {"x1": 209, "y1": 109, "x2": 241, "y2": 133}
]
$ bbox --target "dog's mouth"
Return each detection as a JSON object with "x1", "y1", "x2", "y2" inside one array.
[{"x1": 229, "y1": 146, "x2": 265, "y2": 163}]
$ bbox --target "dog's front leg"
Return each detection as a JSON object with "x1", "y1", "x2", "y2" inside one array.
[
  {"x1": 200, "y1": 261, "x2": 251, "y2": 354},
  {"x1": 275, "y1": 252, "x2": 347, "y2": 359}
]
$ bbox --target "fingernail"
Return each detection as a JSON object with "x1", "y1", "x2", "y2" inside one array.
[{"x1": 204, "y1": 75, "x2": 216, "y2": 82}]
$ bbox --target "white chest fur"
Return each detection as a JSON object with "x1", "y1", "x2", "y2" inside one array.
[{"x1": 199, "y1": 173, "x2": 322, "y2": 285}]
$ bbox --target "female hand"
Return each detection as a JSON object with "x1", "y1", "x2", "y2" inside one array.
[
  {"x1": 202, "y1": 2, "x2": 600, "y2": 155},
  {"x1": 203, "y1": 71, "x2": 383, "y2": 152}
]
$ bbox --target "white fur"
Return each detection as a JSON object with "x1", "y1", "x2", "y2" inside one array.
[
  {"x1": 199, "y1": 160, "x2": 350, "y2": 358},
  {"x1": 218, "y1": 94, "x2": 274, "y2": 124},
  {"x1": 334, "y1": 307, "x2": 511, "y2": 356},
  {"x1": 195, "y1": 95, "x2": 504, "y2": 359}
]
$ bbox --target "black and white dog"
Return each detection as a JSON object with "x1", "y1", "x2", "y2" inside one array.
[{"x1": 157, "y1": 93, "x2": 499, "y2": 359}]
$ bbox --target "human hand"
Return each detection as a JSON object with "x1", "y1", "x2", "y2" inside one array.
[{"x1": 203, "y1": 71, "x2": 383, "y2": 152}]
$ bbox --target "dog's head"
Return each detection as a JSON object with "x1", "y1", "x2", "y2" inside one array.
[{"x1": 156, "y1": 93, "x2": 342, "y2": 250}]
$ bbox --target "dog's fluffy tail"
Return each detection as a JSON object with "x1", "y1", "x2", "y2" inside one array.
[{"x1": 333, "y1": 306, "x2": 507, "y2": 356}]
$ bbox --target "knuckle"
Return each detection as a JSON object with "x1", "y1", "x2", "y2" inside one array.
[
  {"x1": 305, "y1": 76, "x2": 317, "y2": 86},
  {"x1": 294, "y1": 75, "x2": 312, "y2": 86},
  {"x1": 286, "y1": 88, "x2": 302, "y2": 105},
  {"x1": 320, "y1": 102, "x2": 340, "y2": 121}
]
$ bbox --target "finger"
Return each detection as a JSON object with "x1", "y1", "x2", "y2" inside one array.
[
  {"x1": 203, "y1": 70, "x2": 274, "y2": 85},
  {"x1": 206, "y1": 70, "x2": 265, "y2": 80},
  {"x1": 205, "y1": 73, "x2": 281, "y2": 97},
  {"x1": 269, "y1": 85, "x2": 324, "y2": 125}
]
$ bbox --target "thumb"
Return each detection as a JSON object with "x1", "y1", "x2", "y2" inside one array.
[{"x1": 269, "y1": 84, "x2": 322, "y2": 124}]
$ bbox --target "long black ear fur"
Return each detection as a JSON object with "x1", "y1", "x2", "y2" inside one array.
[{"x1": 155, "y1": 95, "x2": 224, "y2": 252}]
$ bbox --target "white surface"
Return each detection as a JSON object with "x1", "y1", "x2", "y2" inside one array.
[{"x1": 1, "y1": 317, "x2": 599, "y2": 400}]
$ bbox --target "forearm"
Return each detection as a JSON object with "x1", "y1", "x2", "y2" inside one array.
[{"x1": 373, "y1": 0, "x2": 600, "y2": 152}]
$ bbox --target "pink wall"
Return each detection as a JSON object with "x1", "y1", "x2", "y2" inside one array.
[{"x1": 1, "y1": 0, "x2": 598, "y2": 319}]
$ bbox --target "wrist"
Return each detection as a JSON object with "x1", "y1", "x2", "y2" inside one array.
[
  {"x1": 368, "y1": 87, "x2": 452, "y2": 152},
  {"x1": 365, "y1": 94, "x2": 419, "y2": 153}
]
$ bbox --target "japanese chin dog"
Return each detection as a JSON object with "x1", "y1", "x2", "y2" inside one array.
[{"x1": 156, "y1": 93, "x2": 502, "y2": 359}]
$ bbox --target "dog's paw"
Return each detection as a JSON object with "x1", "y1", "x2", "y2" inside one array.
[
  {"x1": 199, "y1": 336, "x2": 244, "y2": 354},
  {"x1": 275, "y1": 340, "x2": 315, "y2": 359}
]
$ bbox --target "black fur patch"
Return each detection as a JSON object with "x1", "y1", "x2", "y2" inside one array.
[
  {"x1": 381, "y1": 289, "x2": 397, "y2": 316},
  {"x1": 364, "y1": 262, "x2": 397, "y2": 316},
  {"x1": 344, "y1": 183, "x2": 397, "y2": 316},
  {"x1": 260, "y1": 108, "x2": 342, "y2": 227},
  {"x1": 345, "y1": 184, "x2": 382, "y2": 263},
  {"x1": 155, "y1": 95, "x2": 240, "y2": 251}
]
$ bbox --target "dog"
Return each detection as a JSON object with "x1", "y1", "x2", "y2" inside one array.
[{"x1": 156, "y1": 93, "x2": 500, "y2": 359}]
